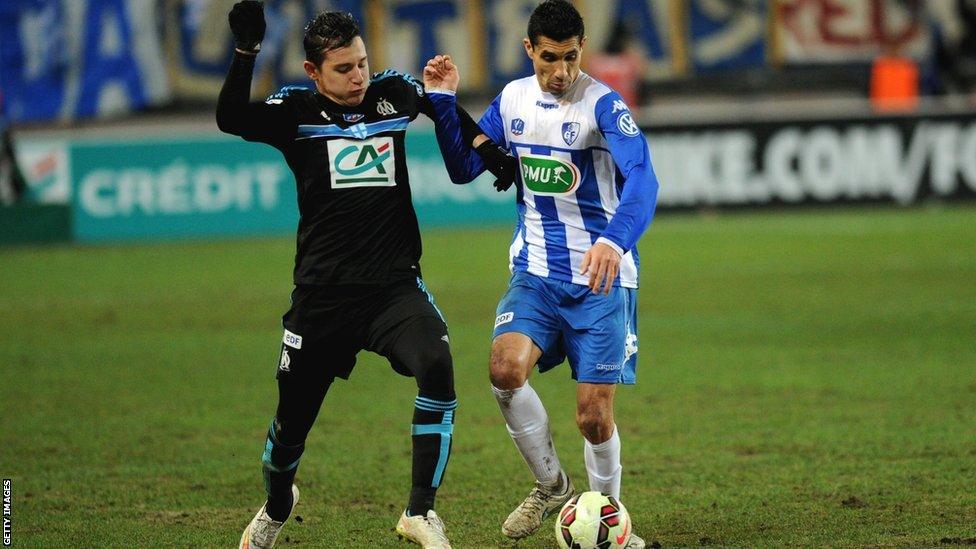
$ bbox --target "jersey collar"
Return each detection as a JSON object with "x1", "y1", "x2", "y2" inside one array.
[{"x1": 536, "y1": 71, "x2": 585, "y2": 103}]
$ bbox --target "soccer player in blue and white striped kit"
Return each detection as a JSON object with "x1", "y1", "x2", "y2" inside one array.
[{"x1": 422, "y1": 2, "x2": 658, "y2": 546}]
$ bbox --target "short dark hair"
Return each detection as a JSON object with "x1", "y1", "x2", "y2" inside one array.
[
  {"x1": 527, "y1": 0, "x2": 585, "y2": 46},
  {"x1": 303, "y1": 11, "x2": 360, "y2": 66}
]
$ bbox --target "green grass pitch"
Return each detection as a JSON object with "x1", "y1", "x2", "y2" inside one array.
[{"x1": 1, "y1": 205, "x2": 975, "y2": 547}]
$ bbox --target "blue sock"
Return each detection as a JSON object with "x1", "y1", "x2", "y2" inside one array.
[
  {"x1": 408, "y1": 392, "x2": 457, "y2": 515},
  {"x1": 262, "y1": 419, "x2": 304, "y2": 521}
]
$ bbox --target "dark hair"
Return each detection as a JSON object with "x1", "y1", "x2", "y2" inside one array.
[
  {"x1": 303, "y1": 12, "x2": 360, "y2": 66},
  {"x1": 527, "y1": 0, "x2": 585, "y2": 46}
]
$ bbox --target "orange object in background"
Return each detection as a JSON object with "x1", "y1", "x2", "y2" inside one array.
[
  {"x1": 870, "y1": 54, "x2": 920, "y2": 112},
  {"x1": 586, "y1": 19, "x2": 646, "y2": 114},
  {"x1": 588, "y1": 52, "x2": 643, "y2": 110}
]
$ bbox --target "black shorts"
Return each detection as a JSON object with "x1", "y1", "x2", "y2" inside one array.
[{"x1": 275, "y1": 277, "x2": 448, "y2": 380}]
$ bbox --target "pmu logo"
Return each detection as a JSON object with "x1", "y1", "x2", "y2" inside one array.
[
  {"x1": 519, "y1": 153, "x2": 580, "y2": 195},
  {"x1": 327, "y1": 137, "x2": 397, "y2": 188}
]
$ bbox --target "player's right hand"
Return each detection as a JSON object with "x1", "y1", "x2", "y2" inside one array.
[
  {"x1": 423, "y1": 55, "x2": 460, "y2": 92},
  {"x1": 475, "y1": 140, "x2": 518, "y2": 192},
  {"x1": 229, "y1": 1, "x2": 266, "y2": 54}
]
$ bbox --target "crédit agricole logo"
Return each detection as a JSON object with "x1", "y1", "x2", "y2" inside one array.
[{"x1": 327, "y1": 137, "x2": 396, "y2": 188}]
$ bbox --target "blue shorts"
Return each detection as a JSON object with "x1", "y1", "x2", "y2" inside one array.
[{"x1": 492, "y1": 272, "x2": 639, "y2": 384}]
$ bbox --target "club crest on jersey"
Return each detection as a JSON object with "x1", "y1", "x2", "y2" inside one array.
[
  {"x1": 624, "y1": 333, "x2": 638, "y2": 360},
  {"x1": 519, "y1": 154, "x2": 581, "y2": 195},
  {"x1": 511, "y1": 118, "x2": 525, "y2": 136},
  {"x1": 343, "y1": 113, "x2": 365, "y2": 123},
  {"x1": 279, "y1": 348, "x2": 291, "y2": 372},
  {"x1": 562, "y1": 122, "x2": 580, "y2": 146},
  {"x1": 327, "y1": 136, "x2": 397, "y2": 188},
  {"x1": 376, "y1": 97, "x2": 397, "y2": 116}
]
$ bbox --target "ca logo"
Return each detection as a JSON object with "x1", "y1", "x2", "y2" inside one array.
[{"x1": 327, "y1": 137, "x2": 397, "y2": 188}]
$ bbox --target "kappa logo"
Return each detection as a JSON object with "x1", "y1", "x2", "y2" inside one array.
[
  {"x1": 536, "y1": 100, "x2": 558, "y2": 110},
  {"x1": 327, "y1": 137, "x2": 397, "y2": 188},
  {"x1": 617, "y1": 112, "x2": 640, "y2": 137},
  {"x1": 562, "y1": 122, "x2": 580, "y2": 146},
  {"x1": 376, "y1": 97, "x2": 397, "y2": 116},
  {"x1": 494, "y1": 312, "x2": 514, "y2": 328},
  {"x1": 519, "y1": 154, "x2": 581, "y2": 195},
  {"x1": 511, "y1": 118, "x2": 525, "y2": 136},
  {"x1": 611, "y1": 99, "x2": 628, "y2": 113},
  {"x1": 279, "y1": 348, "x2": 291, "y2": 372}
]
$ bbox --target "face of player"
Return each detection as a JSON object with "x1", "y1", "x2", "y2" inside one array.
[
  {"x1": 304, "y1": 36, "x2": 370, "y2": 106},
  {"x1": 523, "y1": 35, "x2": 586, "y2": 96}
]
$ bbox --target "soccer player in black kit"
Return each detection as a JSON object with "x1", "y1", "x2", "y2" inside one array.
[{"x1": 217, "y1": 3, "x2": 515, "y2": 548}]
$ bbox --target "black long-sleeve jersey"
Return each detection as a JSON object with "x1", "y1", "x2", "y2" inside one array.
[{"x1": 217, "y1": 53, "x2": 441, "y2": 286}]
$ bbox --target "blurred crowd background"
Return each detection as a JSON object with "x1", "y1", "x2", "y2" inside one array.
[
  {"x1": 1, "y1": 0, "x2": 975, "y2": 124},
  {"x1": 1, "y1": 0, "x2": 975, "y2": 240}
]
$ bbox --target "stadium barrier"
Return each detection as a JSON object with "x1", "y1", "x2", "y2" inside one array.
[
  {"x1": 0, "y1": 203, "x2": 71, "y2": 245},
  {"x1": 16, "y1": 132, "x2": 510, "y2": 243},
  {"x1": 10, "y1": 111, "x2": 976, "y2": 244},
  {"x1": 650, "y1": 110, "x2": 976, "y2": 208}
]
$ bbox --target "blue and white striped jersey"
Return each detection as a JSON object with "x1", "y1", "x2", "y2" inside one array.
[{"x1": 429, "y1": 72, "x2": 659, "y2": 289}]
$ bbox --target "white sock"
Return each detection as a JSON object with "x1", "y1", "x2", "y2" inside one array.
[
  {"x1": 584, "y1": 424, "x2": 622, "y2": 498},
  {"x1": 492, "y1": 382, "x2": 563, "y2": 487}
]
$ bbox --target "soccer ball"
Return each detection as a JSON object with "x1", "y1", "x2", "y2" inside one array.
[{"x1": 555, "y1": 491, "x2": 632, "y2": 549}]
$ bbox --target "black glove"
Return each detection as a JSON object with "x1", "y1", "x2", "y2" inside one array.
[
  {"x1": 229, "y1": 1, "x2": 266, "y2": 54},
  {"x1": 475, "y1": 140, "x2": 518, "y2": 192}
]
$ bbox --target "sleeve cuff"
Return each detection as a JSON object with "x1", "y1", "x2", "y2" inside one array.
[
  {"x1": 426, "y1": 88, "x2": 457, "y2": 96},
  {"x1": 595, "y1": 237, "x2": 625, "y2": 257}
]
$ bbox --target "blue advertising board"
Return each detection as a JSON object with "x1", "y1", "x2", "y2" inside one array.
[{"x1": 65, "y1": 132, "x2": 511, "y2": 243}]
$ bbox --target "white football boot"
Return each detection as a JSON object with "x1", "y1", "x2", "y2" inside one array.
[
  {"x1": 502, "y1": 472, "x2": 575, "y2": 539},
  {"x1": 238, "y1": 485, "x2": 299, "y2": 549},
  {"x1": 395, "y1": 509, "x2": 452, "y2": 548},
  {"x1": 625, "y1": 532, "x2": 646, "y2": 548}
]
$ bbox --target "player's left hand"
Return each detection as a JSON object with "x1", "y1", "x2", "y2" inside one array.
[
  {"x1": 580, "y1": 242, "x2": 621, "y2": 295},
  {"x1": 423, "y1": 54, "x2": 460, "y2": 92},
  {"x1": 474, "y1": 139, "x2": 518, "y2": 191},
  {"x1": 228, "y1": 1, "x2": 266, "y2": 54}
]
